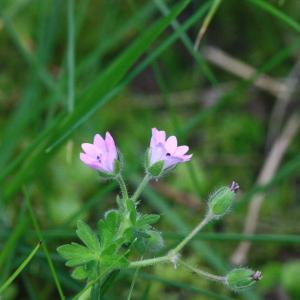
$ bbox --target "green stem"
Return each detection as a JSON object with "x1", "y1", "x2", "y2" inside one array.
[
  {"x1": 129, "y1": 213, "x2": 213, "y2": 269},
  {"x1": 129, "y1": 255, "x2": 169, "y2": 268},
  {"x1": 170, "y1": 212, "x2": 213, "y2": 255},
  {"x1": 117, "y1": 175, "x2": 128, "y2": 199},
  {"x1": 179, "y1": 259, "x2": 225, "y2": 283},
  {"x1": 90, "y1": 262, "x2": 101, "y2": 300},
  {"x1": 127, "y1": 256, "x2": 143, "y2": 300},
  {"x1": 131, "y1": 174, "x2": 151, "y2": 202}
]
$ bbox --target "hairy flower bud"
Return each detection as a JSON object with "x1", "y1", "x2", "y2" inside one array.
[
  {"x1": 208, "y1": 181, "x2": 239, "y2": 218},
  {"x1": 226, "y1": 268, "x2": 262, "y2": 291},
  {"x1": 146, "y1": 230, "x2": 164, "y2": 253}
]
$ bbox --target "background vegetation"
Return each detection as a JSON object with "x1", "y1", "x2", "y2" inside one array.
[{"x1": 0, "y1": 0, "x2": 300, "y2": 299}]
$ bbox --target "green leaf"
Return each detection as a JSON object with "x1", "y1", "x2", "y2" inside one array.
[
  {"x1": 97, "y1": 210, "x2": 121, "y2": 249},
  {"x1": 136, "y1": 214, "x2": 160, "y2": 228},
  {"x1": 57, "y1": 243, "x2": 96, "y2": 267},
  {"x1": 134, "y1": 236, "x2": 147, "y2": 254},
  {"x1": 126, "y1": 199, "x2": 137, "y2": 224},
  {"x1": 86, "y1": 261, "x2": 99, "y2": 282},
  {"x1": 76, "y1": 220, "x2": 101, "y2": 252},
  {"x1": 101, "y1": 254, "x2": 129, "y2": 270},
  {"x1": 71, "y1": 266, "x2": 89, "y2": 281},
  {"x1": 123, "y1": 227, "x2": 135, "y2": 243}
]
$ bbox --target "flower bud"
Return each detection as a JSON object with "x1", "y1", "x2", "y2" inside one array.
[
  {"x1": 208, "y1": 181, "x2": 239, "y2": 218},
  {"x1": 146, "y1": 230, "x2": 164, "y2": 253},
  {"x1": 226, "y1": 268, "x2": 262, "y2": 291},
  {"x1": 134, "y1": 230, "x2": 164, "y2": 253}
]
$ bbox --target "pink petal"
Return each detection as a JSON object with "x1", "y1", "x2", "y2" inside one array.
[
  {"x1": 150, "y1": 129, "x2": 157, "y2": 148},
  {"x1": 156, "y1": 129, "x2": 166, "y2": 143},
  {"x1": 93, "y1": 134, "x2": 105, "y2": 149},
  {"x1": 151, "y1": 128, "x2": 166, "y2": 146},
  {"x1": 105, "y1": 132, "x2": 117, "y2": 161},
  {"x1": 165, "y1": 136, "x2": 177, "y2": 154},
  {"x1": 80, "y1": 153, "x2": 107, "y2": 171},
  {"x1": 164, "y1": 156, "x2": 182, "y2": 169},
  {"x1": 150, "y1": 144, "x2": 166, "y2": 165},
  {"x1": 80, "y1": 152, "x2": 94, "y2": 165},
  {"x1": 174, "y1": 145, "x2": 189, "y2": 156},
  {"x1": 101, "y1": 151, "x2": 114, "y2": 173},
  {"x1": 182, "y1": 154, "x2": 193, "y2": 161},
  {"x1": 151, "y1": 128, "x2": 159, "y2": 137},
  {"x1": 81, "y1": 143, "x2": 100, "y2": 157}
]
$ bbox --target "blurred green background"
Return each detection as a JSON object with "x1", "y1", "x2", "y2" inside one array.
[{"x1": 0, "y1": 0, "x2": 300, "y2": 299}]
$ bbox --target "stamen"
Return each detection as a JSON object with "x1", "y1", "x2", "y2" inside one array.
[
  {"x1": 252, "y1": 271, "x2": 262, "y2": 281},
  {"x1": 229, "y1": 181, "x2": 239, "y2": 193},
  {"x1": 166, "y1": 153, "x2": 171, "y2": 156}
]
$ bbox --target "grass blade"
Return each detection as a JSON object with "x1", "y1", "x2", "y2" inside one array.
[
  {"x1": 154, "y1": 0, "x2": 217, "y2": 85},
  {"x1": 1, "y1": 0, "x2": 194, "y2": 201},
  {"x1": 67, "y1": 0, "x2": 75, "y2": 113},
  {"x1": 46, "y1": 0, "x2": 193, "y2": 152},
  {"x1": 0, "y1": 242, "x2": 41, "y2": 295},
  {"x1": 249, "y1": 0, "x2": 300, "y2": 33},
  {"x1": 0, "y1": 210, "x2": 28, "y2": 271},
  {"x1": 194, "y1": 0, "x2": 222, "y2": 49},
  {"x1": 24, "y1": 188, "x2": 65, "y2": 300}
]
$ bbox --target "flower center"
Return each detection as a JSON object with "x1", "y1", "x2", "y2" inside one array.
[
  {"x1": 96, "y1": 155, "x2": 102, "y2": 162},
  {"x1": 166, "y1": 153, "x2": 171, "y2": 156}
]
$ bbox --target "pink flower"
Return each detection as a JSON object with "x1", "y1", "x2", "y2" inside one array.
[
  {"x1": 149, "y1": 128, "x2": 192, "y2": 171},
  {"x1": 80, "y1": 132, "x2": 118, "y2": 174}
]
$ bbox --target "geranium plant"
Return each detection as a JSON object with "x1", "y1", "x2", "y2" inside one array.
[{"x1": 58, "y1": 128, "x2": 262, "y2": 298}]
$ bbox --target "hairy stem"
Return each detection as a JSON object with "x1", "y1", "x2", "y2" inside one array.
[
  {"x1": 169, "y1": 212, "x2": 213, "y2": 255},
  {"x1": 117, "y1": 175, "x2": 128, "y2": 199},
  {"x1": 131, "y1": 174, "x2": 151, "y2": 202},
  {"x1": 129, "y1": 212, "x2": 213, "y2": 268},
  {"x1": 179, "y1": 259, "x2": 225, "y2": 283},
  {"x1": 129, "y1": 255, "x2": 169, "y2": 268}
]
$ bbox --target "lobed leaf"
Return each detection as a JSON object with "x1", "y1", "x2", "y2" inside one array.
[
  {"x1": 136, "y1": 214, "x2": 160, "y2": 229},
  {"x1": 101, "y1": 254, "x2": 129, "y2": 270},
  {"x1": 57, "y1": 243, "x2": 96, "y2": 267},
  {"x1": 76, "y1": 220, "x2": 101, "y2": 252},
  {"x1": 126, "y1": 199, "x2": 137, "y2": 224},
  {"x1": 97, "y1": 210, "x2": 121, "y2": 249},
  {"x1": 71, "y1": 266, "x2": 89, "y2": 281}
]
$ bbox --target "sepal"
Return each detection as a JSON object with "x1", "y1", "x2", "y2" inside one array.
[{"x1": 226, "y1": 268, "x2": 262, "y2": 291}]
